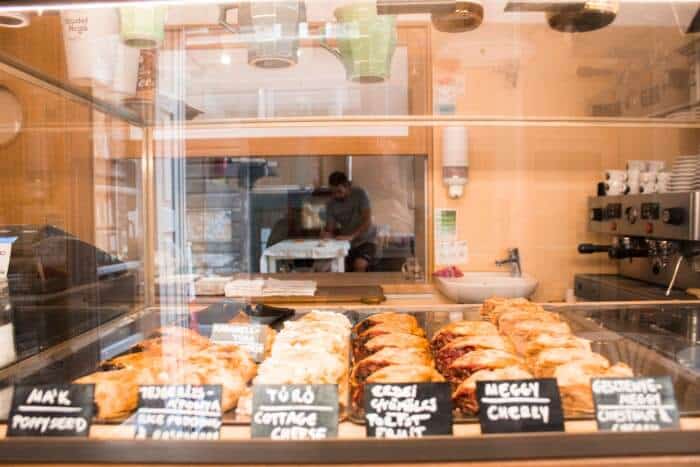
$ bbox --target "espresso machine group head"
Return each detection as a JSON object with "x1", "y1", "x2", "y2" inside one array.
[{"x1": 577, "y1": 192, "x2": 700, "y2": 299}]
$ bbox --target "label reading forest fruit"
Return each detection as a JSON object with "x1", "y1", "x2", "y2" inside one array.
[
  {"x1": 364, "y1": 383, "x2": 453, "y2": 438},
  {"x1": 7, "y1": 384, "x2": 94, "y2": 437},
  {"x1": 476, "y1": 378, "x2": 564, "y2": 433},
  {"x1": 592, "y1": 377, "x2": 679, "y2": 432}
]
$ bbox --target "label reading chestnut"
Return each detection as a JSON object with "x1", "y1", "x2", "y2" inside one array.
[
  {"x1": 251, "y1": 384, "x2": 338, "y2": 440},
  {"x1": 592, "y1": 376, "x2": 680, "y2": 432},
  {"x1": 134, "y1": 385, "x2": 222, "y2": 440},
  {"x1": 364, "y1": 383, "x2": 453, "y2": 438},
  {"x1": 211, "y1": 323, "x2": 267, "y2": 362},
  {"x1": 476, "y1": 379, "x2": 564, "y2": 433},
  {"x1": 7, "y1": 384, "x2": 94, "y2": 437}
]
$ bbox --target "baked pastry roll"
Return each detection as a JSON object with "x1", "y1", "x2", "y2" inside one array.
[
  {"x1": 430, "y1": 321, "x2": 499, "y2": 353},
  {"x1": 531, "y1": 348, "x2": 609, "y2": 378},
  {"x1": 299, "y1": 310, "x2": 352, "y2": 330},
  {"x1": 194, "y1": 344, "x2": 257, "y2": 383},
  {"x1": 352, "y1": 364, "x2": 444, "y2": 411},
  {"x1": 452, "y1": 366, "x2": 534, "y2": 415},
  {"x1": 523, "y1": 333, "x2": 591, "y2": 361},
  {"x1": 354, "y1": 323, "x2": 425, "y2": 358},
  {"x1": 443, "y1": 349, "x2": 526, "y2": 384},
  {"x1": 148, "y1": 326, "x2": 210, "y2": 345},
  {"x1": 555, "y1": 360, "x2": 633, "y2": 415},
  {"x1": 273, "y1": 328, "x2": 348, "y2": 357},
  {"x1": 355, "y1": 332, "x2": 430, "y2": 361},
  {"x1": 353, "y1": 312, "x2": 420, "y2": 336},
  {"x1": 351, "y1": 347, "x2": 433, "y2": 385},
  {"x1": 481, "y1": 298, "x2": 543, "y2": 323},
  {"x1": 497, "y1": 310, "x2": 561, "y2": 336},
  {"x1": 506, "y1": 321, "x2": 572, "y2": 355},
  {"x1": 135, "y1": 336, "x2": 210, "y2": 355},
  {"x1": 75, "y1": 368, "x2": 139, "y2": 420},
  {"x1": 434, "y1": 335, "x2": 515, "y2": 373}
]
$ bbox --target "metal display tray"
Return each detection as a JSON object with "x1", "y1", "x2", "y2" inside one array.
[
  {"x1": 0, "y1": 303, "x2": 698, "y2": 427},
  {"x1": 346, "y1": 304, "x2": 700, "y2": 424}
]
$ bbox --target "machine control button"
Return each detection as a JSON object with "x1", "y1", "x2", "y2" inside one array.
[
  {"x1": 605, "y1": 203, "x2": 622, "y2": 219},
  {"x1": 610, "y1": 222, "x2": 617, "y2": 231},
  {"x1": 662, "y1": 208, "x2": 684, "y2": 225},
  {"x1": 590, "y1": 208, "x2": 603, "y2": 221},
  {"x1": 645, "y1": 222, "x2": 654, "y2": 234},
  {"x1": 641, "y1": 202, "x2": 660, "y2": 220},
  {"x1": 625, "y1": 207, "x2": 638, "y2": 224}
]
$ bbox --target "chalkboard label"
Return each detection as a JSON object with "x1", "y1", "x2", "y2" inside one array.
[
  {"x1": 476, "y1": 378, "x2": 564, "y2": 433},
  {"x1": 211, "y1": 323, "x2": 267, "y2": 362},
  {"x1": 364, "y1": 383, "x2": 453, "y2": 438},
  {"x1": 251, "y1": 384, "x2": 339, "y2": 440},
  {"x1": 134, "y1": 385, "x2": 222, "y2": 440},
  {"x1": 592, "y1": 376, "x2": 680, "y2": 432},
  {"x1": 7, "y1": 384, "x2": 94, "y2": 437}
]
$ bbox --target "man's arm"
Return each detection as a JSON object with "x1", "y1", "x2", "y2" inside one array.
[{"x1": 322, "y1": 207, "x2": 336, "y2": 239}]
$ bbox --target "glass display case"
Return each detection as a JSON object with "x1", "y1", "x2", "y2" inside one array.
[{"x1": 0, "y1": 0, "x2": 698, "y2": 464}]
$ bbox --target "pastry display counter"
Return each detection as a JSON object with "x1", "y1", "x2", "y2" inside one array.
[{"x1": 0, "y1": 301, "x2": 698, "y2": 463}]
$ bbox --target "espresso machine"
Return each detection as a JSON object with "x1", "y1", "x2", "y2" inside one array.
[{"x1": 575, "y1": 192, "x2": 700, "y2": 301}]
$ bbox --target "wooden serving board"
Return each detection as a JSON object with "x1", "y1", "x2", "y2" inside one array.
[{"x1": 251, "y1": 286, "x2": 386, "y2": 305}]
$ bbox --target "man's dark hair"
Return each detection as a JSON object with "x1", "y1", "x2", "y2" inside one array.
[{"x1": 328, "y1": 171, "x2": 350, "y2": 187}]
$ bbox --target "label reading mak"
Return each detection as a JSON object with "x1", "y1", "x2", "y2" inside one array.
[
  {"x1": 210, "y1": 323, "x2": 267, "y2": 362},
  {"x1": 592, "y1": 376, "x2": 680, "y2": 432},
  {"x1": 251, "y1": 384, "x2": 338, "y2": 440},
  {"x1": 134, "y1": 384, "x2": 222, "y2": 441},
  {"x1": 7, "y1": 384, "x2": 94, "y2": 437},
  {"x1": 476, "y1": 378, "x2": 565, "y2": 434},
  {"x1": 364, "y1": 383, "x2": 453, "y2": 438}
]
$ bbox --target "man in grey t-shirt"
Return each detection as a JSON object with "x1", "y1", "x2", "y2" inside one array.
[{"x1": 322, "y1": 171, "x2": 377, "y2": 272}]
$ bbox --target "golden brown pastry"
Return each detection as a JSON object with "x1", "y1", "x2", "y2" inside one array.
[
  {"x1": 522, "y1": 333, "x2": 591, "y2": 360},
  {"x1": 351, "y1": 347, "x2": 433, "y2": 385},
  {"x1": 497, "y1": 310, "x2": 562, "y2": 336},
  {"x1": 481, "y1": 299, "x2": 544, "y2": 323},
  {"x1": 352, "y1": 364, "x2": 445, "y2": 411},
  {"x1": 355, "y1": 332, "x2": 430, "y2": 361},
  {"x1": 135, "y1": 336, "x2": 210, "y2": 355},
  {"x1": 506, "y1": 321, "x2": 572, "y2": 355},
  {"x1": 531, "y1": 348, "x2": 609, "y2": 378},
  {"x1": 75, "y1": 368, "x2": 139, "y2": 420},
  {"x1": 434, "y1": 335, "x2": 515, "y2": 373},
  {"x1": 199, "y1": 343, "x2": 257, "y2": 382},
  {"x1": 452, "y1": 366, "x2": 534, "y2": 415},
  {"x1": 430, "y1": 321, "x2": 499, "y2": 353},
  {"x1": 353, "y1": 312, "x2": 420, "y2": 336},
  {"x1": 554, "y1": 360, "x2": 633, "y2": 415},
  {"x1": 443, "y1": 349, "x2": 526, "y2": 384},
  {"x1": 354, "y1": 323, "x2": 425, "y2": 357}
]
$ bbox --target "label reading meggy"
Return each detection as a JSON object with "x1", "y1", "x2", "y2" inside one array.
[
  {"x1": 211, "y1": 323, "x2": 266, "y2": 362},
  {"x1": 592, "y1": 377, "x2": 680, "y2": 432},
  {"x1": 7, "y1": 384, "x2": 94, "y2": 437},
  {"x1": 364, "y1": 383, "x2": 453, "y2": 438},
  {"x1": 134, "y1": 385, "x2": 222, "y2": 441},
  {"x1": 251, "y1": 384, "x2": 338, "y2": 440},
  {"x1": 476, "y1": 379, "x2": 564, "y2": 434}
]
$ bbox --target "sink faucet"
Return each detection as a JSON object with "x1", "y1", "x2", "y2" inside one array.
[{"x1": 495, "y1": 248, "x2": 522, "y2": 277}]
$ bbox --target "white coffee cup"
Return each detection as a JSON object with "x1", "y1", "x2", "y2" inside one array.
[
  {"x1": 627, "y1": 168, "x2": 641, "y2": 183},
  {"x1": 627, "y1": 180, "x2": 641, "y2": 194},
  {"x1": 647, "y1": 160, "x2": 666, "y2": 173},
  {"x1": 605, "y1": 169, "x2": 627, "y2": 182},
  {"x1": 640, "y1": 171, "x2": 657, "y2": 184},
  {"x1": 641, "y1": 182, "x2": 657, "y2": 194},
  {"x1": 627, "y1": 160, "x2": 648, "y2": 171},
  {"x1": 605, "y1": 180, "x2": 627, "y2": 195},
  {"x1": 657, "y1": 171, "x2": 672, "y2": 184},
  {"x1": 656, "y1": 183, "x2": 669, "y2": 194}
]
